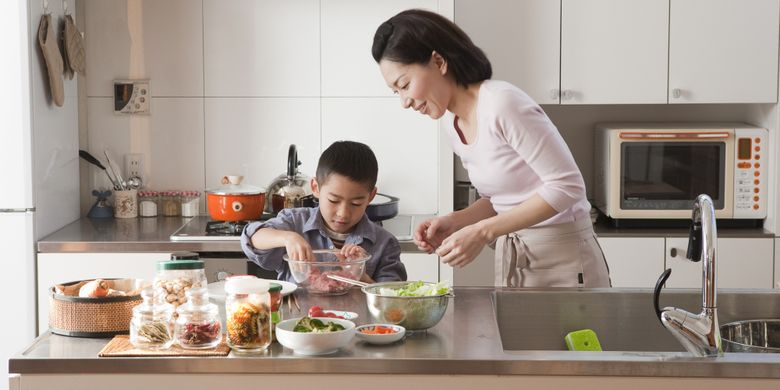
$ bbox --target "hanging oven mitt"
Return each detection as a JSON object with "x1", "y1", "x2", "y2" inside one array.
[
  {"x1": 63, "y1": 14, "x2": 85, "y2": 78},
  {"x1": 37, "y1": 14, "x2": 64, "y2": 106}
]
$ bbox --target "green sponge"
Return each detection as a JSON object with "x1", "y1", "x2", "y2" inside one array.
[{"x1": 565, "y1": 329, "x2": 602, "y2": 351}]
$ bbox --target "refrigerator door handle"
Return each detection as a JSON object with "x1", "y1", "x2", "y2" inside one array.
[{"x1": 0, "y1": 208, "x2": 35, "y2": 212}]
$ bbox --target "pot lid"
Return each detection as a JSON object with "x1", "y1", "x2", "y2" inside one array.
[{"x1": 206, "y1": 175, "x2": 265, "y2": 195}]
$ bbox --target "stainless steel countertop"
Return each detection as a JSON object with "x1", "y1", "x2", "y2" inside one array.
[
  {"x1": 593, "y1": 220, "x2": 774, "y2": 238},
  {"x1": 10, "y1": 287, "x2": 780, "y2": 378},
  {"x1": 37, "y1": 215, "x2": 423, "y2": 253}
]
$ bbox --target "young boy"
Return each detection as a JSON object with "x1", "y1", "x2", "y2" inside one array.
[{"x1": 240, "y1": 141, "x2": 407, "y2": 284}]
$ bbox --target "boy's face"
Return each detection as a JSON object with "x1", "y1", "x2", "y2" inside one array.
[{"x1": 311, "y1": 173, "x2": 377, "y2": 234}]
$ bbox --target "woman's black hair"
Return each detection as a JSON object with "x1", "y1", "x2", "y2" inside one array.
[{"x1": 372, "y1": 9, "x2": 492, "y2": 87}]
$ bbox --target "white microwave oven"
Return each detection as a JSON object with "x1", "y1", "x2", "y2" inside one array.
[{"x1": 594, "y1": 123, "x2": 768, "y2": 225}]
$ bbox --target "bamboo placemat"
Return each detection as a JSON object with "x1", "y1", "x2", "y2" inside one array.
[{"x1": 98, "y1": 335, "x2": 230, "y2": 357}]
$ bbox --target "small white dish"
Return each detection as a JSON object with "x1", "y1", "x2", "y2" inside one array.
[
  {"x1": 355, "y1": 324, "x2": 406, "y2": 345},
  {"x1": 275, "y1": 317, "x2": 356, "y2": 355},
  {"x1": 208, "y1": 278, "x2": 297, "y2": 302},
  {"x1": 323, "y1": 310, "x2": 358, "y2": 320}
]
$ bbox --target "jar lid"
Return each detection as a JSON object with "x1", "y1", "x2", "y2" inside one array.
[
  {"x1": 134, "y1": 287, "x2": 174, "y2": 317},
  {"x1": 269, "y1": 283, "x2": 282, "y2": 292},
  {"x1": 158, "y1": 252, "x2": 204, "y2": 270},
  {"x1": 225, "y1": 277, "x2": 270, "y2": 295}
]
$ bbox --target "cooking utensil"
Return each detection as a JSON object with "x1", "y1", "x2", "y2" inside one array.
[
  {"x1": 103, "y1": 150, "x2": 126, "y2": 190},
  {"x1": 126, "y1": 175, "x2": 142, "y2": 190},
  {"x1": 366, "y1": 193, "x2": 400, "y2": 222},
  {"x1": 265, "y1": 144, "x2": 315, "y2": 214},
  {"x1": 79, "y1": 150, "x2": 120, "y2": 189},
  {"x1": 205, "y1": 175, "x2": 266, "y2": 221}
]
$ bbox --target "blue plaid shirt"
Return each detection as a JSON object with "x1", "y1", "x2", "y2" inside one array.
[{"x1": 240, "y1": 207, "x2": 407, "y2": 283}]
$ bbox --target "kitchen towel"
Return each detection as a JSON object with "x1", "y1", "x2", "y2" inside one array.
[
  {"x1": 37, "y1": 14, "x2": 64, "y2": 106},
  {"x1": 98, "y1": 335, "x2": 231, "y2": 357}
]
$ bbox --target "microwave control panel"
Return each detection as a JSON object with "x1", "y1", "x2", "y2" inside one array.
[{"x1": 733, "y1": 127, "x2": 768, "y2": 218}]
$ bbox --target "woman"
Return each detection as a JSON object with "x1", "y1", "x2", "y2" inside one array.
[{"x1": 372, "y1": 9, "x2": 610, "y2": 287}]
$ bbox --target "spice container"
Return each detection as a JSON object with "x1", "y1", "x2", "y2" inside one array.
[
  {"x1": 130, "y1": 288, "x2": 174, "y2": 350},
  {"x1": 225, "y1": 277, "x2": 271, "y2": 353},
  {"x1": 153, "y1": 252, "x2": 207, "y2": 315},
  {"x1": 180, "y1": 191, "x2": 201, "y2": 217},
  {"x1": 160, "y1": 191, "x2": 181, "y2": 216},
  {"x1": 269, "y1": 283, "x2": 282, "y2": 338},
  {"x1": 138, "y1": 190, "x2": 159, "y2": 217},
  {"x1": 174, "y1": 287, "x2": 222, "y2": 349}
]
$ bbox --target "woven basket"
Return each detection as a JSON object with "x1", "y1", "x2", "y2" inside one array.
[{"x1": 49, "y1": 280, "x2": 142, "y2": 338}]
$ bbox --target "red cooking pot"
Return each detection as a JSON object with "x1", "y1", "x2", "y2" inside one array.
[{"x1": 205, "y1": 175, "x2": 266, "y2": 221}]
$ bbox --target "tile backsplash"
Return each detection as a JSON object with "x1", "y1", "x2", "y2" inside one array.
[{"x1": 81, "y1": 0, "x2": 447, "y2": 216}]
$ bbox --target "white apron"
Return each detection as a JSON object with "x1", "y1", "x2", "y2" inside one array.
[{"x1": 494, "y1": 218, "x2": 611, "y2": 288}]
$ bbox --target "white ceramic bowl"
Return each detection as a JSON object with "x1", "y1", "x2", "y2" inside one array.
[
  {"x1": 355, "y1": 324, "x2": 406, "y2": 345},
  {"x1": 275, "y1": 317, "x2": 356, "y2": 355}
]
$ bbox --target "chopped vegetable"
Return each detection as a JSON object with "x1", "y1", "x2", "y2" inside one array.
[
  {"x1": 293, "y1": 317, "x2": 346, "y2": 333},
  {"x1": 359, "y1": 326, "x2": 397, "y2": 335},
  {"x1": 378, "y1": 281, "x2": 451, "y2": 297}
]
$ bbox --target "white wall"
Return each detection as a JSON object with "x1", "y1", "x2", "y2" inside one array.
[{"x1": 80, "y1": 0, "x2": 449, "y2": 216}]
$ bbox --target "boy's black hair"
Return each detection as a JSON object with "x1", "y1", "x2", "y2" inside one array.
[
  {"x1": 372, "y1": 9, "x2": 492, "y2": 87},
  {"x1": 316, "y1": 141, "x2": 378, "y2": 190}
]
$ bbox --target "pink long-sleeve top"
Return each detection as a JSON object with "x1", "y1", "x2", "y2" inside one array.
[{"x1": 447, "y1": 80, "x2": 590, "y2": 227}]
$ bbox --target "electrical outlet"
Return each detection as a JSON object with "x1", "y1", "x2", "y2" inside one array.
[{"x1": 125, "y1": 153, "x2": 144, "y2": 179}]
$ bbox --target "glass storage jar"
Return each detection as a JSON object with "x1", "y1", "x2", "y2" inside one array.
[
  {"x1": 180, "y1": 191, "x2": 201, "y2": 217},
  {"x1": 130, "y1": 287, "x2": 175, "y2": 350},
  {"x1": 160, "y1": 191, "x2": 181, "y2": 216},
  {"x1": 138, "y1": 190, "x2": 159, "y2": 217},
  {"x1": 174, "y1": 287, "x2": 222, "y2": 349},
  {"x1": 225, "y1": 277, "x2": 271, "y2": 353},
  {"x1": 154, "y1": 252, "x2": 207, "y2": 315}
]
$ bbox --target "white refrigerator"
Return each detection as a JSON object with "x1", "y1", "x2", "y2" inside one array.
[{"x1": 2, "y1": 0, "x2": 80, "y2": 388}]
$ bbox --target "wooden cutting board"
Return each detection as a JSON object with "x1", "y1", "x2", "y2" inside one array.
[{"x1": 98, "y1": 335, "x2": 230, "y2": 357}]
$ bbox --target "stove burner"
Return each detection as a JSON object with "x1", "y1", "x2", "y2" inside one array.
[{"x1": 205, "y1": 220, "x2": 249, "y2": 236}]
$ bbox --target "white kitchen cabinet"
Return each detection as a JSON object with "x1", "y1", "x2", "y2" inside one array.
[
  {"x1": 203, "y1": 0, "x2": 320, "y2": 97},
  {"x1": 668, "y1": 0, "x2": 779, "y2": 104},
  {"x1": 36, "y1": 252, "x2": 168, "y2": 335},
  {"x1": 400, "y1": 253, "x2": 439, "y2": 283},
  {"x1": 775, "y1": 238, "x2": 780, "y2": 289},
  {"x1": 597, "y1": 237, "x2": 665, "y2": 288},
  {"x1": 561, "y1": 0, "x2": 669, "y2": 104},
  {"x1": 321, "y1": 0, "x2": 439, "y2": 97},
  {"x1": 456, "y1": 0, "x2": 561, "y2": 104},
  {"x1": 665, "y1": 237, "x2": 774, "y2": 289},
  {"x1": 454, "y1": 247, "x2": 495, "y2": 286},
  {"x1": 321, "y1": 98, "x2": 439, "y2": 215}
]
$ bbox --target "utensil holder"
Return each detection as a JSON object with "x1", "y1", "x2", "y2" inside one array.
[{"x1": 114, "y1": 189, "x2": 138, "y2": 218}]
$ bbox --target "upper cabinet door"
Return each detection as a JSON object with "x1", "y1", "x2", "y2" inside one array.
[
  {"x1": 456, "y1": 0, "x2": 561, "y2": 104},
  {"x1": 321, "y1": 0, "x2": 439, "y2": 97},
  {"x1": 561, "y1": 0, "x2": 669, "y2": 104},
  {"x1": 669, "y1": 0, "x2": 779, "y2": 104}
]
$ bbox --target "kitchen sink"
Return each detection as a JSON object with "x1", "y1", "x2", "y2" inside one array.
[{"x1": 492, "y1": 289, "x2": 780, "y2": 352}]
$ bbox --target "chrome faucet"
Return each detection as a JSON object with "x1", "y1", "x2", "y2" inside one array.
[{"x1": 655, "y1": 194, "x2": 722, "y2": 357}]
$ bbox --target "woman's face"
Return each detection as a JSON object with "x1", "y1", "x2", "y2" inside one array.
[{"x1": 379, "y1": 54, "x2": 452, "y2": 119}]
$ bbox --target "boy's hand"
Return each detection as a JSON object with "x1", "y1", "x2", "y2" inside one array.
[
  {"x1": 340, "y1": 244, "x2": 369, "y2": 261},
  {"x1": 283, "y1": 232, "x2": 315, "y2": 262}
]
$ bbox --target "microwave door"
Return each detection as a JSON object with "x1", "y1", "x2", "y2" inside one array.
[{"x1": 621, "y1": 141, "x2": 726, "y2": 211}]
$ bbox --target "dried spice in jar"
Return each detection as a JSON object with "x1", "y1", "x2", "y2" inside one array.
[
  {"x1": 138, "y1": 190, "x2": 159, "y2": 217},
  {"x1": 180, "y1": 190, "x2": 201, "y2": 217},
  {"x1": 130, "y1": 288, "x2": 175, "y2": 350},
  {"x1": 175, "y1": 288, "x2": 222, "y2": 349},
  {"x1": 225, "y1": 277, "x2": 272, "y2": 352},
  {"x1": 160, "y1": 191, "x2": 181, "y2": 216}
]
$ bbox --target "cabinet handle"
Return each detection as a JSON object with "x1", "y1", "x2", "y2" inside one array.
[
  {"x1": 670, "y1": 248, "x2": 677, "y2": 257},
  {"x1": 562, "y1": 89, "x2": 574, "y2": 101},
  {"x1": 672, "y1": 88, "x2": 682, "y2": 99},
  {"x1": 549, "y1": 88, "x2": 560, "y2": 100}
]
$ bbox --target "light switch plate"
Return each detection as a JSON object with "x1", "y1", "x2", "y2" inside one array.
[{"x1": 113, "y1": 79, "x2": 151, "y2": 114}]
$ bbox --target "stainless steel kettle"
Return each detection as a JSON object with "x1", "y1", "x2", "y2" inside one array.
[{"x1": 265, "y1": 144, "x2": 315, "y2": 214}]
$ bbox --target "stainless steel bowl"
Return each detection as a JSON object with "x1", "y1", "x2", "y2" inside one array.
[
  {"x1": 721, "y1": 319, "x2": 780, "y2": 353},
  {"x1": 361, "y1": 281, "x2": 452, "y2": 331}
]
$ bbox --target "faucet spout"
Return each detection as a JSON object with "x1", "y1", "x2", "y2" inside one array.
[{"x1": 659, "y1": 194, "x2": 722, "y2": 357}]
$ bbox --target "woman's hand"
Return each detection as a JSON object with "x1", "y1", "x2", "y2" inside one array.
[
  {"x1": 436, "y1": 224, "x2": 491, "y2": 268},
  {"x1": 413, "y1": 215, "x2": 458, "y2": 253},
  {"x1": 283, "y1": 232, "x2": 315, "y2": 262}
]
